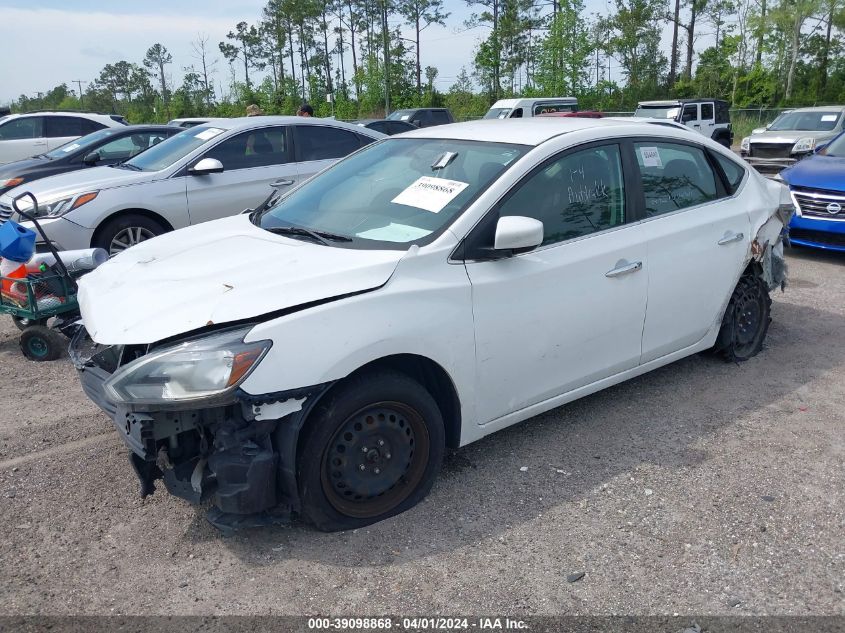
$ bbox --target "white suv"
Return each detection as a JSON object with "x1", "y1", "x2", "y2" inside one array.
[{"x1": 0, "y1": 112, "x2": 128, "y2": 165}]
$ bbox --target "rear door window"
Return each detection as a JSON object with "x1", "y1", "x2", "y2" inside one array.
[
  {"x1": 700, "y1": 103, "x2": 714, "y2": 120},
  {"x1": 634, "y1": 142, "x2": 720, "y2": 216},
  {"x1": 46, "y1": 116, "x2": 87, "y2": 138},
  {"x1": 294, "y1": 125, "x2": 362, "y2": 161},
  {"x1": 430, "y1": 110, "x2": 451, "y2": 125}
]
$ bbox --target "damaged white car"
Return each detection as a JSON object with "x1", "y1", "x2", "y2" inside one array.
[{"x1": 70, "y1": 118, "x2": 793, "y2": 532}]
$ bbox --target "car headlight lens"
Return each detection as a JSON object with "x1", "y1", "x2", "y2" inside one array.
[
  {"x1": 103, "y1": 328, "x2": 271, "y2": 406},
  {"x1": 15, "y1": 191, "x2": 99, "y2": 218},
  {"x1": 740, "y1": 137, "x2": 750, "y2": 152},
  {"x1": 1, "y1": 177, "x2": 25, "y2": 189},
  {"x1": 792, "y1": 137, "x2": 816, "y2": 153}
]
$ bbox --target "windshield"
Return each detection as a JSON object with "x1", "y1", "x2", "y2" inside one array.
[
  {"x1": 44, "y1": 128, "x2": 117, "y2": 159},
  {"x1": 483, "y1": 108, "x2": 513, "y2": 120},
  {"x1": 123, "y1": 125, "x2": 226, "y2": 172},
  {"x1": 386, "y1": 110, "x2": 415, "y2": 121},
  {"x1": 634, "y1": 106, "x2": 680, "y2": 120},
  {"x1": 769, "y1": 111, "x2": 842, "y2": 132},
  {"x1": 258, "y1": 137, "x2": 528, "y2": 248}
]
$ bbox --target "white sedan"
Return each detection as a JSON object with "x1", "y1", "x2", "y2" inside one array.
[{"x1": 71, "y1": 118, "x2": 793, "y2": 532}]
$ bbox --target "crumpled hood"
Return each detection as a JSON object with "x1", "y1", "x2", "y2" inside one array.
[
  {"x1": 79, "y1": 214, "x2": 407, "y2": 345},
  {"x1": 1, "y1": 164, "x2": 154, "y2": 208},
  {"x1": 781, "y1": 155, "x2": 845, "y2": 192}
]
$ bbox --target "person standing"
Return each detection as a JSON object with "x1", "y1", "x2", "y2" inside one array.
[
  {"x1": 246, "y1": 104, "x2": 264, "y2": 117},
  {"x1": 297, "y1": 103, "x2": 314, "y2": 117}
]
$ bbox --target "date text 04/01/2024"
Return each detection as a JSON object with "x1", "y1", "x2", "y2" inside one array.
[{"x1": 306, "y1": 617, "x2": 529, "y2": 630}]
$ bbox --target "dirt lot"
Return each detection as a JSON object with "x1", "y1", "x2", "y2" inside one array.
[{"x1": 0, "y1": 248, "x2": 843, "y2": 617}]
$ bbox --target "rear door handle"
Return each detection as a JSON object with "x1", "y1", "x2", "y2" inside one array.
[
  {"x1": 270, "y1": 178, "x2": 295, "y2": 188},
  {"x1": 718, "y1": 231, "x2": 744, "y2": 245},
  {"x1": 605, "y1": 260, "x2": 643, "y2": 278}
]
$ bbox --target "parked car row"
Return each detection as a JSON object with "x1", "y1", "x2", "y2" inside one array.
[{"x1": 0, "y1": 117, "x2": 385, "y2": 255}]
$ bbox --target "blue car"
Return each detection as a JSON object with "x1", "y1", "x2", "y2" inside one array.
[{"x1": 781, "y1": 132, "x2": 845, "y2": 252}]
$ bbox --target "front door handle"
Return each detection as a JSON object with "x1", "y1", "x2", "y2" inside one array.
[
  {"x1": 270, "y1": 178, "x2": 295, "y2": 188},
  {"x1": 718, "y1": 231, "x2": 744, "y2": 245},
  {"x1": 605, "y1": 260, "x2": 643, "y2": 278}
]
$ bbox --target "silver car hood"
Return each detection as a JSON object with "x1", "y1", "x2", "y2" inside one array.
[{"x1": 1, "y1": 165, "x2": 155, "y2": 208}]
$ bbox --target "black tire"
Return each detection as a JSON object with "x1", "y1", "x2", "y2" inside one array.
[
  {"x1": 93, "y1": 214, "x2": 167, "y2": 256},
  {"x1": 11, "y1": 316, "x2": 47, "y2": 331},
  {"x1": 297, "y1": 369, "x2": 445, "y2": 532},
  {"x1": 19, "y1": 325, "x2": 65, "y2": 362},
  {"x1": 714, "y1": 273, "x2": 771, "y2": 362}
]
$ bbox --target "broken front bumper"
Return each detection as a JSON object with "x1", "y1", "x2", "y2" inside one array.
[{"x1": 71, "y1": 327, "x2": 328, "y2": 531}]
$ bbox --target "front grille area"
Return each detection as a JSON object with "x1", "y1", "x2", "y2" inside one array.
[
  {"x1": 790, "y1": 228, "x2": 845, "y2": 247},
  {"x1": 792, "y1": 188, "x2": 845, "y2": 219},
  {"x1": 749, "y1": 143, "x2": 793, "y2": 159},
  {"x1": 0, "y1": 202, "x2": 12, "y2": 223}
]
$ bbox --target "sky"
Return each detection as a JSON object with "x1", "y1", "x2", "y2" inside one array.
[{"x1": 0, "y1": 0, "x2": 654, "y2": 106}]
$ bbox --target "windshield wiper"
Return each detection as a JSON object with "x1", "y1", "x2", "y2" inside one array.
[
  {"x1": 111, "y1": 163, "x2": 141, "y2": 171},
  {"x1": 265, "y1": 225, "x2": 352, "y2": 245}
]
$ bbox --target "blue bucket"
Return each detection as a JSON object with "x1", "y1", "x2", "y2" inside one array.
[{"x1": 0, "y1": 220, "x2": 37, "y2": 263}]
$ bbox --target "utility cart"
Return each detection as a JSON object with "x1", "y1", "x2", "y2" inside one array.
[{"x1": 0, "y1": 193, "x2": 83, "y2": 361}]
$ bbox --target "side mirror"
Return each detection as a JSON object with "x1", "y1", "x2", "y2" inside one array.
[
  {"x1": 493, "y1": 216, "x2": 544, "y2": 254},
  {"x1": 188, "y1": 157, "x2": 224, "y2": 175},
  {"x1": 83, "y1": 151, "x2": 100, "y2": 165}
]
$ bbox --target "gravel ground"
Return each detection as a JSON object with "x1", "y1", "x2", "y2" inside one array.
[{"x1": 0, "y1": 247, "x2": 843, "y2": 617}]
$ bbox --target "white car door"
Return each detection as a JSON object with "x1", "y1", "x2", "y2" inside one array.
[
  {"x1": 0, "y1": 116, "x2": 46, "y2": 164},
  {"x1": 292, "y1": 124, "x2": 372, "y2": 180},
  {"x1": 463, "y1": 143, "x2": 649, "y2": 424},
  {"x1": 185, "y1": 125, "x2": 299, "y2": 225},
  {"x1": 633, "y1": 141, "x2": 751, "y2": 362}
]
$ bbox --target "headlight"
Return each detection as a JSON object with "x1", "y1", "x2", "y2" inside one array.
[
  {"x1": 103, "y1": 328, "x2": 271, "y2": 406},
  {"x1": 740, "y1": 137, "x2": 750, "y2": 152},
  {"x1": 0, "y1": 177, "x2": 24, "y2": 189},
  {"x1": 792, "y1": 137, "x2": 816, "y2": 154},
  {"x1": 16, "y1": 191, "x2": 99, "y2": 218}
]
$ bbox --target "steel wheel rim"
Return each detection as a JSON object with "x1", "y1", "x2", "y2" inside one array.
[
  {"x1": 110, "y1": 227, "x2": 155, "y2": 254},
  {"x1": 734, "y1": 285, "x2": 764, "y2": 352},
  {"x1": 320, "y1": 401, "x2": 430, "y2": 518}
]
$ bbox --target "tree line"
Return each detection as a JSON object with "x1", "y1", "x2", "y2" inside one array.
[{"x1": 7, "y1": 0, "x2": 845, "y2": 123}]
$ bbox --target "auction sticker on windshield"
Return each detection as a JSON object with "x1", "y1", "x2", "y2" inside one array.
[
  {"x1": 391, "y1": 176, "x2": 469, "y2": 213},
  {"x1": 195, "y1": 127, "x2": 224, "y2": 140}
]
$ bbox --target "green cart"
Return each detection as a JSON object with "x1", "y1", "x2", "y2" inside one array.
[{"x1": 1, "y1": 192, "x2": 84, "y2": 361}]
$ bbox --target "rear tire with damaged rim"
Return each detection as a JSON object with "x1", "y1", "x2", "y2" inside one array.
[
  {"x1": 297, "y1": 369, "x2": 445, "y2": 531},
  {"x1": 714, "y1": 273, "x2": 771, "y2": 362}
]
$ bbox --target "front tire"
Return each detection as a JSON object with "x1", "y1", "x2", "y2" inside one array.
[
  {"x1": 714, "y1": 273, "x2": 771, "y2": 362},
  {"x1": 94, "y1": 214, "x2": 166, "y2": 256},
  {"x1": 297, "y1": 369, "x2": 445, "y2": 532}
]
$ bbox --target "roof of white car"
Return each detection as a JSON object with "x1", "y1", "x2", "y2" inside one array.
[
  {"x1": 196, "y1": 115, "x2": 385, "y2": 136},
  {"x1": 2, "y1": 111, "x2": 122, "y2": 123},
  {"x1": 491, "y1": 97, "x2": 577, "y2": 108},
  {"x1": 396, "y1": 117, "x2": 661, "y2": 146}
]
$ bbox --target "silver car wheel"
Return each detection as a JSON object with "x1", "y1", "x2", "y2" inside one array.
[{"x1": 110, "y1": 227, "x2": 156, "y2": 254}]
